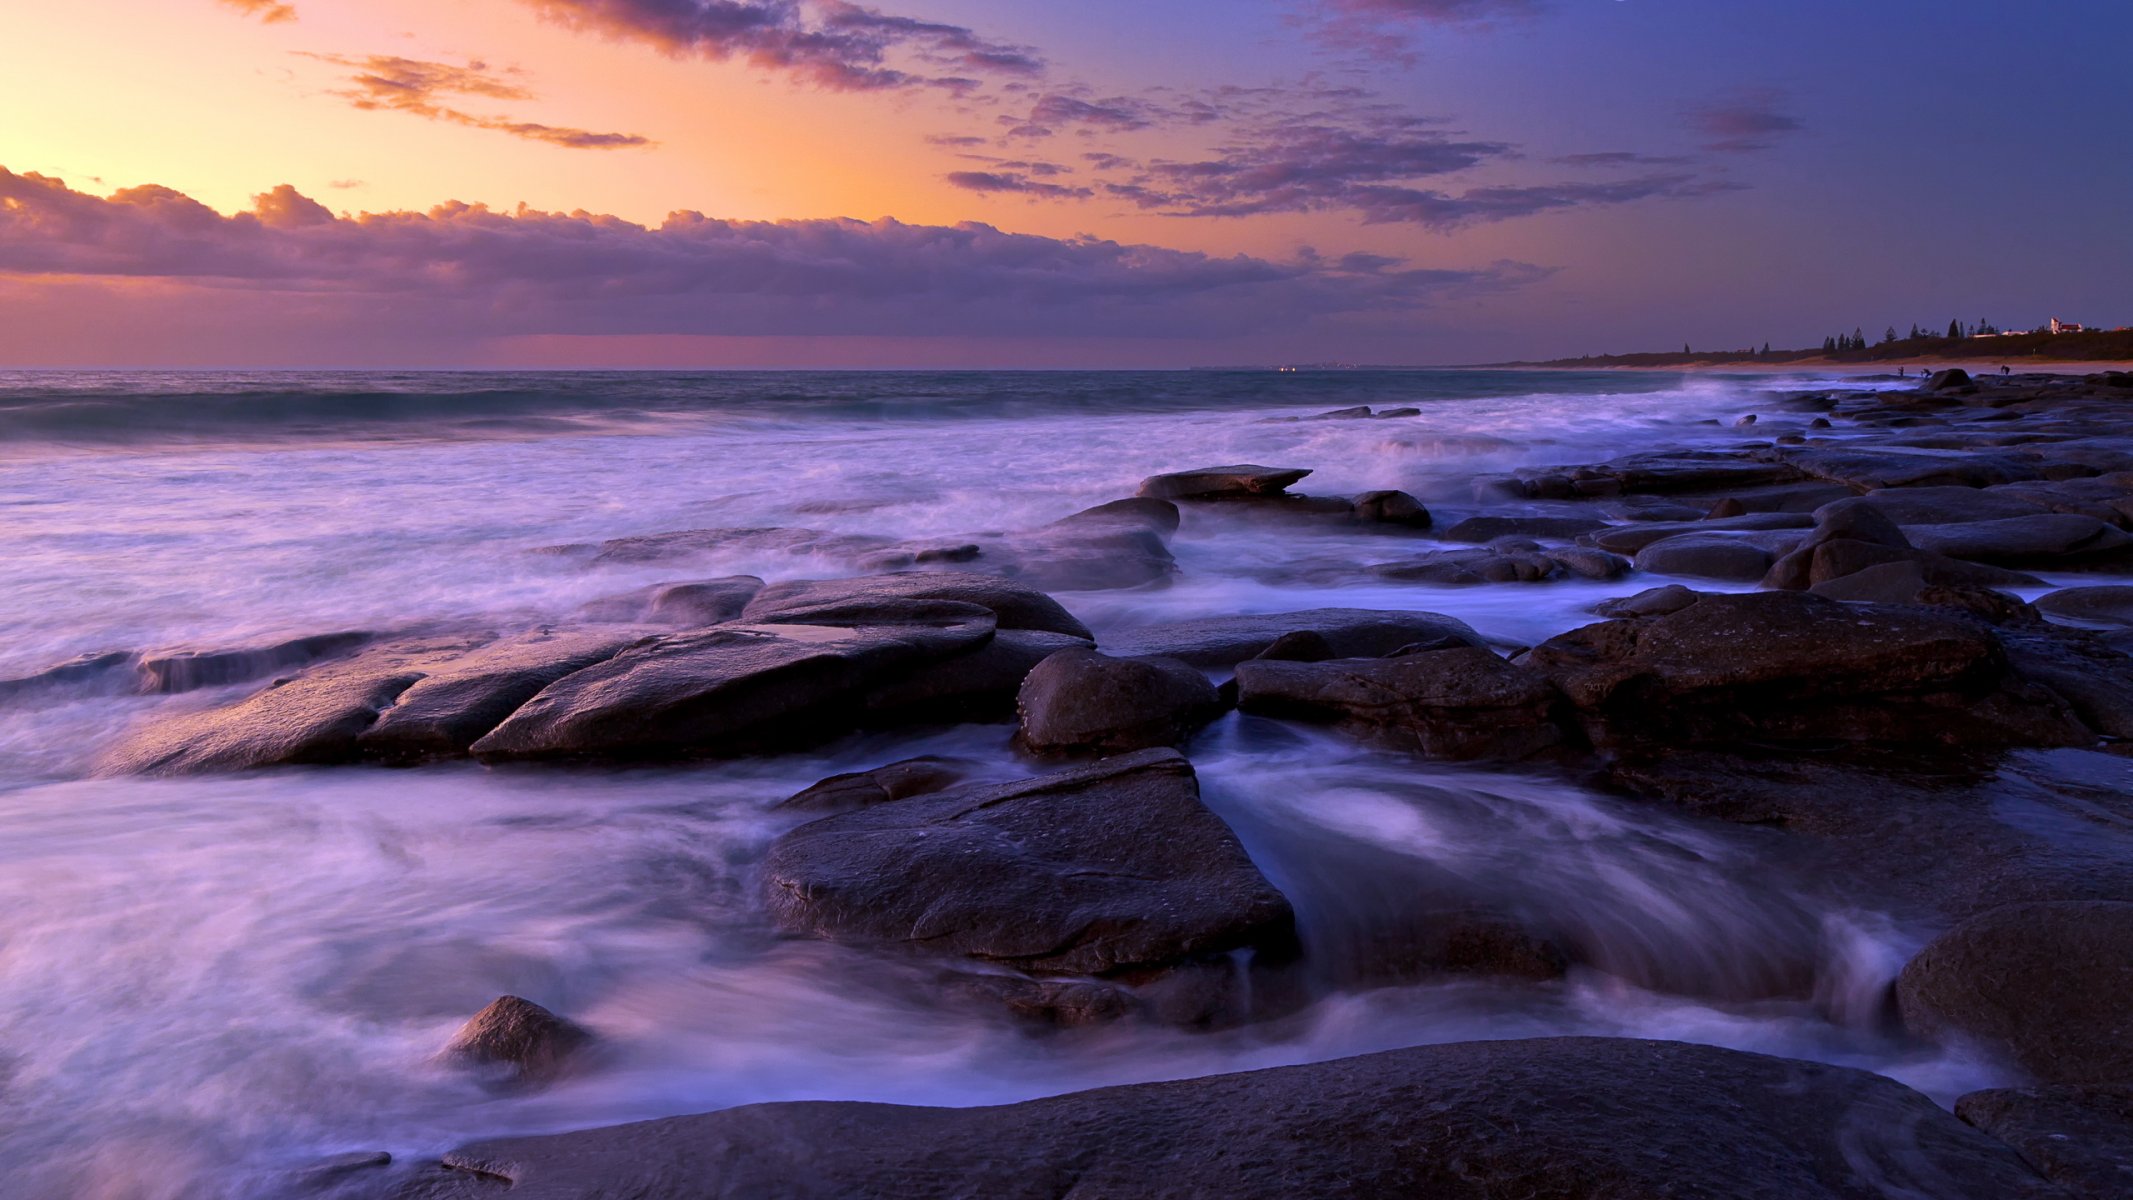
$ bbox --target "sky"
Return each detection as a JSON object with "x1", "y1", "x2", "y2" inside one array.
[{"x1": 0, "y1": 0, "x2": 2127, "y2": 367}]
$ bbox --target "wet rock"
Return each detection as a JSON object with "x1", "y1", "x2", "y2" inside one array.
[
  {"x1": 588, "y1": 526, "x2": 891, "y2": 566},
  {"x1": 1440, "y1": 515, "x2": 1609, "y2": 542},
  {"x1": 137, "y1": 631, "x2": 374, "y2": 694},
  {"x1": 777, "y1": 757, "x2": 970, "y2": 812},
  {"x1": 394, "y1": 1037, "x2": 2058, "y2": 1200},
  {"x1": 1523, "y1": 591, "x2": 2087, "y2": 749},
  {"x1": 1016, "y1": 648, "x2": 1222, "y2": 754},
  {"x1": 1854, "y1": 485, "x2": 2050, "y2": 526},
  {"x1": 106, "y1": 651, "x2": 435, "y2": 775},
  {"x1": 1591, "y1": 512, "x2": 1813, "y2": 555},
  {"x1": 1905, "y1": 514, "x2": 2133, "y2": 566},
  {"x1": 1047, "y1": 496, "x2": 1180, "y2": 537},
  {"x1": 0, "y1": 650, "x2": 136, "y2": 702},
  {"x1": 1706, "y1": 497, "x2": 1748, "y2": 518},
  {"x1": 2038, "y1": 586, "x2": 2133, "y2": 628},
  {"x1": 1504, "y1": 452, "x2": 1806, "y2": 499},
  {"x1": 471, "y1": 602, "x2": 997, "y2": 761},
  {"x1": 761, "y1": 749, "x2": 1296, "y2": 1025},
  {"x1": 742, "y1": 572, "x2": 1092, "y2": 640},
  {"x1": 443, "y1": 995, "x2": 592, "y2": 1086},
  {"x1": 357, "y1": 631, "x2": 635, "y2": 762},
  {"x1": 1632, "y1": 535, "x2": 1776, "y2": 581},
  {"x1": 1351, "y1": 488, "x2": 1431, "y2": 528},
  {"x1": 1375, "y1": 405, "x2": 1421, "y2": 418},
  {"x1": 1372, "y1": 546, "x2": 1563, "y2": 584},
  {"x1": 1926, "y1": 367, "x2": 1977, "y2": 392},
  {"x1": 1234, "y1": 646, "x2": 1565, "y2": 760},
  {"x1": 1252, "y1": 630, "x2": 1334, "y2": 662},
  {"x1": 1763, "y1": 497, "x2": 2045, "y2": 591},
  {"x1": 1310, "y1": 405, "x2": 1373, "y2": 419},
  {"x1": 1897, "y1": 901, "x2": 2133, "y2": 1085},
  {"x1": 1592, "y1": 584, "x2": 1699, "y2": 618},
  {"x1": 577, "y1": 576, "x2": 764, "y2": 625},
  {"x1": 1544, "y1": 545, "x2": 1631, "y2": 580},
  {"x1": 1136, "y1": 464, "x2": 1310, "y2": 501},
  {"x1": 1958, "y1": 1085, "x2": 2133, "y2": 1200},
  {"x1": 1774, "y1": 446, "x2": 2043, "y2": 489},
  {"x1": 1002, "y1": 522, "x2": 1176, "y2": 591},
  {"x1": 857, "y1": 628, "x2": 1090, "y2": 725},
  {"x1": 1100, "y1": 609, "x2": 1481, "y2": 668}
]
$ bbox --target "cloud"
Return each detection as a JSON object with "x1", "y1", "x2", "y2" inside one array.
[
  {"x1": 0, "y1": 168, "x2": 1549, "y2": 349},
  {"x1": 1689, "y1": 90, "x2": 1803, "y2": 153},
  {"x1": 1553, "y1": 151, "x2": 1694, "y2": 168},
  {"x1": 217, "y1": 0, "x2": 297, "y2": 22},
  {"x1": 518, "y1": 0, "x2": 1042, "y2": 92},
  {"x1": 1343, "y1": 175, "x2": 1742, "y2": 228},
  {"x1": 1304, "y1": 0, "x2": 1545, "y2": 60},
  {"x1": 306, "y1": 54, "x2": 652, "y2": 150},
  {"x1": 944, "y1": 171, "x2": 1092, "y2": 200}
]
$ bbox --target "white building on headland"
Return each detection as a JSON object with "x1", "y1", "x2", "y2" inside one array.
[{"x1": 2048, "y1": 317, "x2": 2087, "y2": 334}]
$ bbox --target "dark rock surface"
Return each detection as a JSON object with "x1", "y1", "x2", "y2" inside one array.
[
  {"x1": 391, "y1": 1038, "x2": 2061, "y2": 1200},
  {"x1": 2038, "y1": 585, "x2": 2133, "y2": 628},
  {"x1": 742, "y1": 573, "x2": 1091, "y2": 639},
  {"x1": 136, "y1": 631, "x2": 375, "y2": 694},
  {"x1": 577, "y1": 577, "x2": 764, "y2": 626},
  {"x1": 443, "y1": 996, "x2": 592, "y2": 1087},
  {"x1": 1440, "y1": 514, "x2": 1610, "y2": 542},
  {"x1": 357, "y1": 631, "x2": 635, "y2": 762},
  {"x1": 1958, "y1": 1085, "x2": 2133, "y2": 1200},
  {"x1": 1100, "y1": 608, "x2": 1481, "y2": 668},
  {"x1": 776, "y1": 756, "x2": 970, "y2": 812},
  {"x1": 1235, "y1": 646, "x2": 1564, "y2": 760},
  {"x1": 1631, "y1": 534, "x2": 1778, "y2": 581},
  {"x1": 1351, "y1": 488, "x2": 1431, "y2": 528},
  {"x1": 1136, "y1": 464, "x2": 1311, "y2": 501},
  {"x1": 1372, "y1": 545, "x2": 1564, "y2": 584},
  {"x1": 1015, "y1": 647, "x2": 1222, "y2": 753},
  {"x1": 760, "y1": 749, "x2": 1295, "y2": 1024},
  {"x1": 1897, "y1": 901, "x2": 2133, "y2": 1085}
]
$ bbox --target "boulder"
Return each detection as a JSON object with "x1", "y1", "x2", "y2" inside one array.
[
  {"x1": 0, "y1": 650, "x2": 136, "y2": 702},
  {"x1": 1905, "y1": 515, "x2": 2133, "y2": 566},
  {"x1": 136, "y1": 631, "x2": 374, "y2": 694},
  {"x1": 393, "y1": 1038, "x2": 2060, "y2": 1200},
  {"x1": 1352, "y1": 489, "x2": 1431, "y2": 528},
  {"x1": 1544, "y1": 545, "x2": 1631, "y2": 580},
  {"x1": 1762, "y1": 497, "x2": 2046, "y2": 591},
  {"x1": 1439, "y1": 515, "x2": 1610, "y2": 542},
  {"x1": 760, "y1": 749, "x2": 1295, "y2": 1025},
  {"x1": 471, "y1": 602, "x2": 998, "y2": 761},
  {"x1": 2038, "y1": 586, "x2": 2133, "y2": 628},
  {"x1": 577, "y1": 577, "x2": 763, "y2": 625},
  {"x1": 1591, "y1": 512, "x2": 1812, "y2": 554},
  {"x1": 1632, "y1": 535, "x2": 1776, "y2": 581},
  {"x1": 1927, "y1": 367, "x2": 1977, "y2": 391},
  {"x1": 588, "y1": 526, "x2": 891, "y2": 566},
  {"x1": 1046, "y1": 496, "x2": 1180, "y2": 537},
  {"x1": 1591, "y1": 584, "x2": 1700, "y2": 618},
  {"x1": 1372, "y1": 547, "x2": 1563, "y2": 584},
  {"x1": 1897, "y1": 901, "x2": 2133, "y2": 1085},
  {"x1": 357, "y1": 631, "x2": 635, "y2": 761},
  {"x1": 443, "y1": 995, "x2": 592, "y2": 1087},
  {"x1": 1855, "y1": 485, "x2": 2050, "y2": 526},
  {"x1": 1522, "y1": 591, "x2": 2086, "y2": 749},
  {"x1": 742, "y1": 573, "x2": 1092, "y2": 640},
  {"x1": 856, "y1": 628, "x2": 1090, "y2": 725},
  {"x1": 1234, "y1": 646, "x2": 1565, "y2": 760},
  {"x1": 777, "y1": 757, "x2": 970, "y2": 812},
  {"x1": 1100, "y1": 609, "x2": 1481, "y2": 668},
  {"x1": 1958, "y1": 1085, "x2": 2133, "y2": 1200},
  {"x1": 1016, "y1": 648, "x2": 1222, "y2": 754},
  {"x1": 1136, "y1": 464, "x2": 1310, "y2": 501}
]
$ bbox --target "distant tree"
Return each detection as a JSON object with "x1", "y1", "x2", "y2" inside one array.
[
  {"x1": 1683, "y1": 343, "x2": 1691, "y2": 355},
  {"x1": 1909, "y1": 323, "x2": 1921, "y2": 340},
  {"x1": 1947, "y1": 319, "x2": 1962, "y2": 339},
  {"x1": 1823, "y1": 336, "x2": 1836, "y2": 354},
  {"x1": 1882, "y1": 326, "x2": 1897, "y2": 345},
  {"x1": 1762, "y1": 342, "x2": 1771, "y2": 355}
]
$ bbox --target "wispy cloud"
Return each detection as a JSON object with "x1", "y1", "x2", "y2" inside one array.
[
  {"x1": 518, "y1": 0, "x2": 1042, "y2": 92},
  {"x1": 305, "y1": 54, "x2": 652, "y2": 150},
  {"x1": 944, "y1": 171, "x2": 1092, "y2": 200},
  {"x1": 1689, "y1": 89, "x2": 1804, "y2": 153},
  {"x1": 216, "y1": 0, "x2": 297, "y2": 23},
  {"x1": 0, "y1": 168, "x2": 1549, "y2": 345}
]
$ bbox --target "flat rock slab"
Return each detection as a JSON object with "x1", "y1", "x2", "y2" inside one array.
[
  {"x1": 1958, "y1": 1085, "x2": 2133, "y2": 1200},
  {"x1": 742, "y1": 573, "x2": 1092, "y2": 640},
  {"x1": 761, "y1": 748, "x2": 1294, "y2": 990},
  {"x1": 394, "y1": 1037, "x2": 2061, "y2": 1200},
  {"x1": 1235, "y1": 647, "x2": 1564, "y2": 760},
  {"x1": 472, "y1": 602, "x2": 998, "y2": 761},
  {"x1": 1100, "y1": 608, "x2": 1481, "y2": 668},
  {"x1": 2038, "y1": 586, "x2": 2133, "y2": 628},
  {"x1": 1136, "y1": 464, "x2": 1310, "y2": 501},
  {"x1": 1898, "y1": 901, "x2": 2133, "y2": 1086}
]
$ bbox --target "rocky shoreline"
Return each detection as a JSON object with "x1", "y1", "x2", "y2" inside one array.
[{"x1": 21, "y1": 368, "x2": 2133, "y2": 1198}]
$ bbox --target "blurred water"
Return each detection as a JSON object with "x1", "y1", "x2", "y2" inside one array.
[{"x1": 0, "y1": 368, "x2": 1992, "y2": 1198}]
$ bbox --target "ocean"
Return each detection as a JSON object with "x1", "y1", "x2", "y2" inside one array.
[{"x1": 0, "y1": 368, "x2": 1973, "y2": 1198}]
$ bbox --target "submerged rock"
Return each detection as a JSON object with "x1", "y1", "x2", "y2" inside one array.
[
  {"x1": 776, "y1": 756, "x2": 970, "y2": 812},
  {"x1": 761, "y1": 749, "x2": 1295, "y2": 1025},
  {"x1": 1234, "y1": 646, "x2": 1564, "y2": 760},
  {"x1": 393, "y1": 1037, "x2": 2058, "y2": 1200},
  {"x1": 1015, "y1": 647, "x2": 1222, "y2": 754},
  {"x1": 443, "y1": 995, "x2": 592, "y2": 1086},
  {"x1": 1352, "y1": 488, "x2": 1432, "y2": 528},
  {"x1": 1100, "y1": 608, "x2": 1480, "y2": 668},
  {"x1": 136, "y1": 631, "x2": 374, "y2": 694},
  {"x1": 1897, "y1": 901, "x2": 2133, "y2": 1086},
  {"x1": 1958, "y1": 1084, "x2": 2133, "y2": 1200},
  {"x1": 1135, "y1": 464, "x2": 1311, "y2": 501},
  {"x1": 742, "y1": 572, "x2": 1092, "y2": 640}
]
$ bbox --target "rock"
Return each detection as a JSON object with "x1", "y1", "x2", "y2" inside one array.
[
  {"x1": 443, "y1": 995, "x2": 591, "y2": 1086},
  {"x1": 1855, "y1": 485, "x2": 2050, "y2": 526},
  {"x1": 1905, "y1": 515, "x2": 2133, "y2": 566},
  {"x1": 1311, "y1": 405, "x2": 1373, "y2": 419},
  {"x1": 0, "y1": 650, "x2": 136, "y2": 702},
  {"x1": 357, "y1": 631, "x2": 635, "y2": 762},
  {"x1": 1100, "y1": 609, "x2": 1481, "y2": 668},
  {"x1": 393, "y1": 1037, "x2": 2059, "y2": 1200},
  {"x1": 776, "y1": 757, "x2": 970, "y2": 812},
  {"x1": 578, "y1": 577, "x2": 763, "y2": 625},
  {"x1": 1927, "y1": 367, "x2": 1977, "y2": 391},
  {"x1": 588, "y1": 526, "x2": 891, "y2": 566},
  {"x1": 1016, "y1": 648, "x2": 1222, "y2": 754},
  {"x1": 742, "y1": 573, "x2": 1091, "y2": 640},
  {"x1": 471, "y1": 602, "x2": 998, "y2": 761},
  {"x1": 1234, "y1": 646, "x2": 1565, "y2": 760},
  {"x1": 1508, "y1": 452, "x2": 1807, "y2": 498},
  {"x1": 1252, "y1": 630, "x2": 1334, "y2": 662},
  {"x1": 1632, "y1": 535, "x2": 1776, "y2": 581},
  {"x1": 136, "y1": 631, "x2": 374, "y2": 694},
  {"x1": 761, "y1": 749, "x2": 1295, "y2": 1025},
  {"x1": 1807, "y1": 560, "x2": 1937, "y2": 604},
  {"x1": 1958, "y1": 1085, "x2": 2133, "y2": 1200},
  {"x1": 1810, "y1": 416, "x2": 1832, "y2": 428},
  {"x1": 1136, "y1": 464, "x2": 1310, "y2": 501},
  {"x1": 1590, "y1": 512, "x2": 1813, "y2": 555},
  {"x1": 1544, "y1": 545, "x2": 1631, "y2": 580},
  {"x1": 1592, "y1": 584, "x2": 1699, "y2": 618},
  {"x1": 1375, "y1": 406, "x2": 1421, "y2": 418},
  {"x1": 1522, "y1": 591, "x2": 2086, "y2": 749},
  {"x1": 857, "y1": 628, "x2": 1090, "y2": 725},
  {"x1": 1352, "y1": 489, "x2": 1431, "y2": 528},
  {"x1": 1897, "y1": 901, "x2": 2133, "y2": 1085},
  {"x1": 1001, "y1": 500, "x2": 1181, "y2": 590},
  {"x1": 106, "y1": 652, "x2": 435, "y2": 775},
  {"x1": 1439, "y1": 515, "x2": 1609, "y2": 542},
  {"x1": 1047, "y1": 496, "x2": 1180, "y2": 537},
  {"x1": 1372, "y1": 547, "x2": 1563, "y2": 584},
  {"x1": 1734, "y1": 413, "x2": 1758, "y2": 427},
  {"x1": 2038, "y1": 586, "x2": 2133, "y2": 628},
  {"x1": 1775, "y1": 446, "x2": 2042, "y2": 490},
  {"x1": 1707, "y1": 497, "x2": 1747, "y2": 518},
  {"x1": 1763, "y1": 497, "x2": 2047, "y2": 591}
]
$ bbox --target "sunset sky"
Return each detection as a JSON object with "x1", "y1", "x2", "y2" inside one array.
[{"x1": 2, "y1": 0, "x2": 2127, "y2": 367}]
